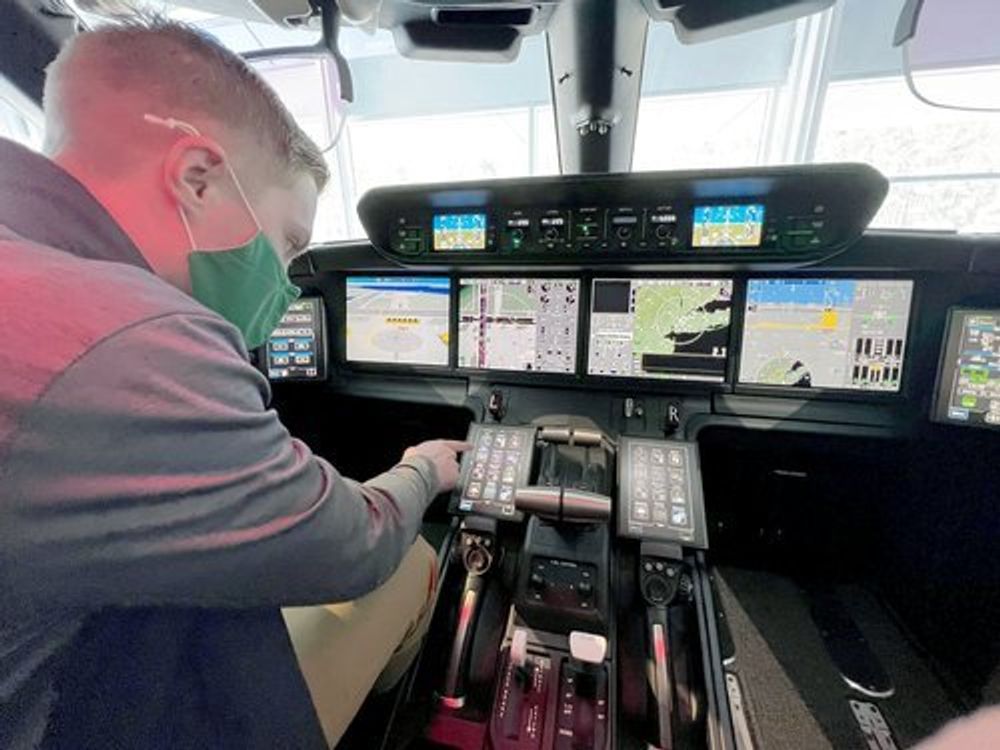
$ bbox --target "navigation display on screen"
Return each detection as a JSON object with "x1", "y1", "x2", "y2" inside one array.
[
  {"x1": 588, "y1": 278, "x2": 733, "y2": 382},
  {"x1": 433, "y1": 213, "x2": 487, "y2": 251},
  {"x1": 933, "y1": 309, "x2": 1000, "y2": 429},
  {"x1": 692, "y1": 204, "x2": 765, "y2": 248},
  {"x1": 458, "y1": 278, "x2": 579, "y2": 373},
  {"x1": 345, "y1": 276, "x2": 450, "y2": 366},
  {"x1": 740, "y1": 279, "x2": 913, "y2": 391}
]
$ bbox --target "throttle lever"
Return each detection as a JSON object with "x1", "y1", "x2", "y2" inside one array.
[{"x1": 514, "y1": 486, "x2": 612, "y2": 523}]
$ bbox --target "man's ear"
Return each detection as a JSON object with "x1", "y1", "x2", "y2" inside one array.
[{"x1": 162, "y1": 136, "x2": 228, "y2": 215}]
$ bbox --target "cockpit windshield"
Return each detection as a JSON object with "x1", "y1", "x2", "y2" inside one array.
[{"x1": 163, "y1": 0, "x2": 1000, "y2": 242}]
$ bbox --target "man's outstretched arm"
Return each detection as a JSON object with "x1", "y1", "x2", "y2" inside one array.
[{"x1": 1, "y1": 312, "x2": 464, "y2": 609}]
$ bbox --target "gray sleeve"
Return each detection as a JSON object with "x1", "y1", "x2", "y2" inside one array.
[{"x1": 3, "y1": 313, "x2": 441, "y2": 609}]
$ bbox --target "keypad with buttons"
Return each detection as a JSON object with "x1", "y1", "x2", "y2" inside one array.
[{"x1": 455, "y1": 424, "x2": 537, "y2": 520}]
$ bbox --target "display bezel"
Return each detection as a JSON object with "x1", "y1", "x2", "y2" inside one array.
[
  {"x1": 930, "y1": 306, "x2": 1000, "y2": 430},
  {"x1": 732, "y1": 275, "x2": 918, "y2": 401}
]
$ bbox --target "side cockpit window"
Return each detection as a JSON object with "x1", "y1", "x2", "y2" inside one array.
[{"x1": 0, "y1": 76, "x2": 43, "y2": 151}]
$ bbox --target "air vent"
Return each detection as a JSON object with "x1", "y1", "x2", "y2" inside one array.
[{"x1": 434, "y1": 8, "x2": 536, "y2": 26}]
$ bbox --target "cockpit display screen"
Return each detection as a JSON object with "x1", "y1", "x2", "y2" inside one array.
[
  {"x1": 346, "y1": 276, "x2": 451, "y2": 366},
  {"x1": 433, "y1": 213, "x2": 487, "y2": 251},
  {"x1": 458, "y1": 278, "x2": 579, "y2": 373},
  {"x1": 740, "y1": 279, "x2": 913, "y2": 392},
  {"x1": 933, "y1": 309, "x2": 1000, "y2": 429},
  {"x1": 265, "y1": 296, "x2": 326, "y2": 381},
  {"x1": 692, "y1": 204, "x2": 765, "y2": 248},
  {"x1": 587, "y1": 278, "x2": 733, "y2": 382}
]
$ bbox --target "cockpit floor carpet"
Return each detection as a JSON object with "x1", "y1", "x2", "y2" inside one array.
[{"x1": 714, "y1": 566, "x2": 961, "y2": 749}]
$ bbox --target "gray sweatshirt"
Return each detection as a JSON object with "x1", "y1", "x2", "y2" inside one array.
[{"x1": 0, "y1": 139, "x2": 439, "y2": 747}]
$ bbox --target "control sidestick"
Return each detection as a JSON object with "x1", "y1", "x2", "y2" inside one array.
[{"x1": 440, "y1": 520, "x2": 497, "y2": 709}]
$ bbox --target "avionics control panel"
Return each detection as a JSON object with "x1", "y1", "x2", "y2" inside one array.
[
  {"x1": 264, "y1": 297, "x2": 327, "y2": 381},
  {"x1": 933, "y1": 309, "x2": 1000, "y2": 429},
  {"x1": 357, "y1": 164, "x2": 888, "y2": 266},
  {"x1": 454, "y1": 424, "x2": 537, "y2": 520},
  {"x1": 617, "y1": 437, "x2": 708, "y2": 548}
]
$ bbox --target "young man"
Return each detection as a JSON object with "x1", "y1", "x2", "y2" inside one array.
[{"x1": 0, "y1": 20, "x2": 465, "y2": 748}]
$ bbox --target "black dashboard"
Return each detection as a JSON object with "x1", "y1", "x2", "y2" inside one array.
[{"x1": 262, "y1": 163, "x2": 1000, "y2": 440}]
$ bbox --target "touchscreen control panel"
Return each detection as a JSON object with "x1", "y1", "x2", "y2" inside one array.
[
  {"x1": 264, "y1": 297, "x2": 327, "y2": 381},
  {"x1": 933, "y1": 309, "x2": 1000, "y2": 429},
  {"x1": 455, "y1": 424, "x2": 537, "y2": 520},
  {"x1": 617, "y1": 437, "x2": 708, "y2": 548}
]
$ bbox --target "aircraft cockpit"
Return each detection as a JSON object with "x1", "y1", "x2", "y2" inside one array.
[{"x1": 3, "y1": 0, "x2": 999, "y2": 748}]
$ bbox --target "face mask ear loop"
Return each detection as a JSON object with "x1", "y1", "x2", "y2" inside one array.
[
  {"x1": 225, "y1": 164, "x2": 265, "y2": 235},
  {"x1": 177, "y1": 205, "x2": 199, "y2": 252}
]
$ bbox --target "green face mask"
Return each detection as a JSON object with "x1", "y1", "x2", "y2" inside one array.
[
  {"x1": 144, "y1": 114, "x2": 301, "y2": 350},
  {"x1": 187, "y1": 236, "x2": 301, "y2": 351}
]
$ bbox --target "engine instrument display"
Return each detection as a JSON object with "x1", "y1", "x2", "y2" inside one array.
[
  {"x1": 345, "y1": 276, "x2": 450, "y2": 366},
  {"x1": 933, "y1": 309, "x2": 1000, "y2": 429},
  {"x1": 433, "y1": 213, "x2": 487, "y2": 251},
  {"x1": 739, "y1": 278, "x2": 913, "y2": 392},
  {"x1": 458, "y1": 278, "x2": 580, "y2": 373},
  {"x1": 587, "y1": 278, "x2": 733, "y2": 382},
  {"x1": 692, "y1": 204, "x2": 765, "y2": 248}
]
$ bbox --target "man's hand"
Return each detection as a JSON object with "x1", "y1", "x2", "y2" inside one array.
[{"x1": 402, "y1": 440, "x2": 472, "y2": 494}]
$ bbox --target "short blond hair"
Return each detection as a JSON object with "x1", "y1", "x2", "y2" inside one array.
[{"x1": 44, "y1": 18, "x2": 329, "y2": 191}]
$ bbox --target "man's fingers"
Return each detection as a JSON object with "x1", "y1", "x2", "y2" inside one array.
[{"x1": 443, "y1": 440, "x2": 474, "y2": 453}]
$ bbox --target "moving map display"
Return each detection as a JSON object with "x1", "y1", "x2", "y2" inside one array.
[
  {"x1": 433, "y1": 213, "x2": 487, "y2": 251},
  {"x1": 458, "y1": 278, "x2": 579, "y2": 373},
  {"x1": 933, "y1": 309, "x2": 1000, "y2": 429},
  {"x1": 692, "y1": 204, "x2": 765, "y2": 248},
  {"x1": 740, "y1": 279, "x2": 913, "y2": 391},
  {"x1": 587, "y1": 278, "x2": 733, "y2": 382},
  {"x1": 345, "y1": 276, "x2": 450, "y2": 366}
]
